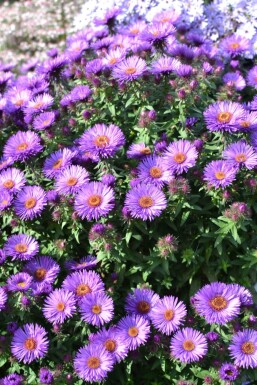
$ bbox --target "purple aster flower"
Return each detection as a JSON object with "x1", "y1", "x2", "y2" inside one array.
[
  {"x1": 238, "y1": 111, "x2": 257, "y2": 131},
  {"x1": 7, "y1": 272, "x2": 32, "y2": 292},
  {"x1": 94, "y1": 7, "x2": 120, "y2": 26},
  {"x1": 247, "y1": 66, "x2": 257, "y2": 88},
  {"x1": 27, "y1": 75, "x2": 49, "y2": 95},
  {"x1": 79, "y1": 291, "x2": 114, "y2": 327},
  {"x1": 139, "y1": 23, "x2": 176, "y2": 45},
  {"x1": 176, "y1": 64, "x2": 193, "y2": 78},
  {"x1": 219, "y1": 362, "x2": 239, "y2": 381},
  {"x1": 203, "y1": 101, "x2": 245, "y2": 133},
  {"x1": 24, "y1": 93, "x2": 54, "y2": 115},
  {"x1": 43, "y1": 148, "x2": 77, "y2": 178},
  {"x1": 7, "y1": 89, "x2": 32, "y2": 111},
  {"x1": 74, "y1": 344, "x2": 114, "y2": 382},
  {"x1": 164, "y1": 140, "x2": 198, "y2": 175},
  {"x1": 14, "y1": 185, "x2": 47, "y2": 220},
  {"x1": 2, "y1": 373, "x2": 24, "y2": 385},
  {"x1": 79, "y1": 123, "x2": 125, "y2": 159},
  {"x1": 229, "y1": 329, "x2": 257, "y2": 368},
  {"x1": 4, "y1": 234, "x2": 39, "y2": 261},
  {"x1": 7, "y1": 321, "x2": 19, "y2": 333},
  {"x1": 193, "y1": 282, "x2": 241, "y2": 325},
  {"x1": 11, "y1": 323, "x2": 49, "y2": 363},
  {"x1": 117, "y1": 314, "x2": 150, "y2": 350},
  {"x1": 37, "y1": 56, "x2": 67, "y2": 78},
  {"x1": 170, "y1": 327, "x2": 208, "y2": 363},
  {"x1": 66, "y1": 40, "x2": 88, "y2": 62},
  {"x1": 24, "y1": 255, "x2": 60, "y2": 286},
  {"x1": 65, "y1": 255, "x2": 97, "y2": 271},
  {"x1": 151, "y1": 56, "x2": 181, "y2": 75},
  {"x1": 137, "y1": 155, "x2": 173, "y2": 187},
  {"x1": 127, "y1": 143, "x2": 152, "y2": 159},
  {"x1": 39, "y1": 368, "x2": 54, "y2": 384},
  {"x1": 226, "y1": 284, "x2": 253, "y2": 306},
  {"x1": 101, "y1": 174, "x2": 116, "y2": 187},
  {"x1": 125, "y1": 288, "x2": 160, "y2": 319},
  {"x1": 103, "y1": 48, "x2": 126, "y2": 68},
  {"x1": 124, "y1": 183, "x2": 167, "y2": 221},
  {"x1": 0, "y1": 287, "x2": 7, "y2": 311},
  {"x1": 222, "y1": 141, "x2": 257, "y2": 170},
  {"x1": 205, "y1": 331, "x2": 219, "y2": 342},
  {"x1": 220, "y1": 34, "x2": 250, "y2": 57},
  {"x1": 43, "y1": 289, "x2": 76, "y2": 325},
  {"x1": 0, "y1": 156, "x2": 14, "y2": 171},
  {"x1": 0, "y1": 248, "x2": 6, "y2": 265},
  {"x1": 0, "y1": 167, "x2": 26, "y2": 193},
  {"x1": 85, "y1": 58, "x2": 104, "y2": 76},
  {"x1": 153, "y1": 9, "x2": 181, "y2": 24},
  {"x1": 32, "y1": 111, "x2": 56, "y2": 131},
  {"x1": 74, "y1": 182, "x2": 115, "y2": 221},
  {"x1": 3, "y1": 131, "x2": 43, "y2": 162},
  {"x1": 112, "y1": 56, "x2": 147, "y2": 83},
  {"x1": 55, "y1": 165, "x2": 89, "y2": 195},
  {"x1": 92, "y1": 327, "x2": 129, "y2": 362},
  {"x1": 223, "y1": 72, "x2": 246, "y2": 90},
  {"x1": 150, "y1": 296, "x2": 187, "y2": 335},
  {"x1": 0, "y1": 190, "x2": 12, "y2": 211},
  {"x1": 69, "y1": 85, "x2": 92, "y2": 103},
  {"x1": 203, "y1": 160, "x2": 237, "y2": 189},
  {"x1": 62, "y1": 270, "x2": 105, "y2": 301}
]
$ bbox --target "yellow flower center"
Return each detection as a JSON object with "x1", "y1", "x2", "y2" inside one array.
[
  {"x1": 125, "y1": 67, "x2": 137, "y2": 75},
  {"x1": 128, "y1": 326, "x2": 139, "y2": 337},
  {"x1": 173, "y1": 153, "x2": 186, "y2": 164},
  {"x1": 76, "y1": 283, "x2": 91, "y2": 296},
  {"x1": 235, "y1": 153, "x2": 247, "y2": 162},
  {"x1": 94, "y1": 135, "x2": 110, "y2": 148},
  {"x1": 183, "y1": 340, "x2": 195, "y2": 351},
  {"x1": 56, "y1": 302, "x2": 65, "y2": 311},
  {"x1": 3, "y1": 180, "x2": 14, "y2": 189},
  {"x1": 17, "y1": 142, "x2": 28, "y2": 151},
  {"x1": 209, "y1": 295, "x2": 228, "y2": 311},
  {"x1": 230, "y1": 42, "x2": 240, "y2": 50},
  {"x1": 215, "y1": 171, "x2": 226, "y2": 180},
  {"x1": 92, "y1": 305, "x2": 102, "y2": 314},
  {"x1": 53, "y1": 159, "x2": 63, "y2": 169},
  {"x1": 104, "y1": 339, "x2": 117, "y2": 352},
  {"x1": 217, "y1": 112, "x2": 232, "y2": 123},
  {"x1": 140, "y1": 147, "x2": 151, "y2": 155},
  {"x1": 15, "y1": 243, "x2": 28, "y2": 253},
  {"x1": 87, "y1": 357, "x2": 100, "y2": 369},
  {"x1": 139, "y1": 196, "x2": 154, "y2": 208},
  {"x1": 149, "y1": 166, "x2": 163, "y2": 178},
  {"x1": 241, "y1": 341, "x2": 255, "y2": 354},
  {"x1": 25, "y1": 198, "x2": 37, "y2": 209},
  {"x1": 34, "y1": 268, "x2": 47, "y2": 281},
  {"x1": 66, "y1": 177, "x2": 78, "y2": 186},
  {"x1": 87, "y1": 194, "x2": 102, "y2": 207},
  {"x1": 164, "y1": 309, "x2": 174, "y2": 321},
  {"x1": 17, "y1": 282, "x2": 26, "y2": 288},
  {"x1": 24, "y1": 337, "x2": 37, "y2": 351}
]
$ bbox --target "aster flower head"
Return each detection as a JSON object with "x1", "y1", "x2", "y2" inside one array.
[
  {"x1": 0, "y1": 287, "x2": 7, "y2": 311},
  {"x1": 94, "y1": 7, "x2": 120, "y2": 26},
  {"x1": 220, "y1": 34, "x2": 250, "y2": 57},
  {"x1": 150, "y1": 295, "x2": 187, "y2": 335},
  {"x1": 39, "y1": 368, "x2": 54, "y2": 385},
  {"x1": 43, "y1": 148, "x2": 77, "y2": 178},
  {"x1": 117, "y1": 314, "x2": 151, "y2": 350},
  {"x1": 32, "y1": 111, "x2": 56, "y2": 131},
  {"x1": 62, "y1": 270, "x2": 105, "y2": 302},
  {"x1": 74, "y1": 344, "x2": 114, "y2": 382},
  {"x1": 2, "y1": 373, "x2": 24, "y2": 385},
  {"x1": 193, "y1": 282, "x2": 241, "y2": 325},
  {"x1": 238, "y1": 111, "x2": 257, "y2": 131},
  {"x1": 7, "y1": 272, "x2": 32, "y2": 292},
  {"x1": 139, "y1": 22, "x2": 176, "y2": 45},
  {"x1": 153, "y1": 9, "x2": 181, "y2": 25},
  {"x1": 14, "y1": 185, "x2": 47, "y2": 220},
  {"x1": 103, "y1": 48, "x2": 126, "y2": 68},
  {"x1": 151, "y1": 56, "x2": 181, "y2": 75},
  {"x1": 74, "y1": 182, "x2": 115, "y2": 221},
  {"x1": 78, "y1": 123, "x2": 125, "y2": 159},
  {"x1": 43, "y1": 289, "x2": 76, "y2": 325},
  {"x1": 11, "y1": 323, "x2": 48, "y2": 363},
  {"x1": 0, "y1": 156, "x2": 14, "y2": 171},
  {"x1": 0, "y1": 167, "x2": 26, "y2": 193},
  {"x1": 3, "y1": 131, "x2": 43, "y2": 162},
  {"x1": 137, "y1": 155, "x2": 173, "y2": 187},
  {"x1": 170, "y1": 327, "x2": 208, "y2": 363},
  {"x1": 24, "y1": 93, "x2": 54, "y2": 115},
  {"x1": 70, "y1": 85, "x2": 92, "y2": 102},
  {"x1": 229, "y1": 329, "x2": 257, "y2": 368},
  {"x1": 55, "y1": 165, "x2": 89, "y2": 195},
  {"x1": 247, "y1": 66, "x2": 257, "y2": 88},
  {"x1": 112, "y1": 56, "x2": 147, "y2": 83},
  {"x1": 203, "y1": 101, "x2": 245, "y2": 133},
  {"x1": 223, "y1": 72, "x2": 246, "y2": 90},
  {"x1": 0, "y1": 189, "x2": 12, "y2": 211},
  {"x1": 79, "y1": 291, "x2": 114, "y2": 327},
  {"x1": 125, "y1": 288, "x2": 160, "y2": 319},
  {"x1": 219, "y1": 362, "x2": 239, "y2": 381},
  {"x1": 37, "y1": 56, "x2": 67, "y2": 78},
  {"x1": 93, "y1": 327, "x2": 129, "y2": 362},
  {"x1": 226, "y1": 284, "x2": 253, "y2": 306},
  {"x1": 164, "y1": 140, "x2": 198, "y2": 175},
  {"x1": 124, "y1": 183, "x2": 167, "y2": 221},
  {"x1": 4, "y1": 234, "x2": 39, "y2": 261},
  {"x1": 24, "y1": 255, "x2": 60, "y2": 286},
  {"x1": 203, "y1": 160, "x2": 237, "y2": 189},
  {"x1": 65, "y1": 255, "x2": 97, "y2": 271},
  {"x1": 222, "y1": 141, "x2": 257, "y2": 170},
  {"x1": 127, "y1": 143, "x2": 152, "y2": 159}
]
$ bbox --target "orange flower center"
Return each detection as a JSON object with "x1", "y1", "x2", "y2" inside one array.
[
  {"x1": 215, "y1": 171, "x2": 226, "y2": 180},
  {"x1": 173, "y1": 152, "x2": 186, "y2": 164},
  {"x1": 209, "y1": 295, "x2": 228, "y2": 311},
  {"x1": 76, "y1": 283, "x2": 91, "y2": 296},
  {"x1": 149, "y1": 166, "x2": 163, "y2": 178},
  {"x1": 87, "y1": 357, "x2": 100, "y2": 369},
  {"x1": 17, "y1": 282, "x2": 26, "y2": 288},
  {"x1": 24, "y1": 337, "x2": 37, "y2": 351},
  {"x1": 161, "y1": 17, "x2": 171, "y2": 23},
  {"x1": 128, "y1": 326, "x2": 139, "y2": 337},
  {"x1": 87, "y1": 194, "x2": 102, "y2": 207},
  {"x1": 240, "y1": 121, "x2": 250, "y2": 128},
  {"x1": 56, "y1": 302, "x2": 65, "y2": 311},
  {"x1": 164, "y1": 309, "x2": 174, "y2": 321},
  {"x1": 17, "y1": 142, "x2": 28, "y2": 151},
  {"x1": 3, "y1": 180, "x2": 14, "y2": 189},
  {"x1": 104, "y1": 339, "x2": 117, "y2": 352},
  {"x1": 66, "y1": 177, "x2": 78, "y2": 186},
  {"x1": 235, "y1": 153, "x2": 247, "y2": 162},
  {"x1": 230, "y1": 42, "x2": 240, "y2": 50},
  {"x1": 53, "y1": 159, "x2": 63, "y2": 169},
  {"x1": 217, "y1": 112, "x2": 232, "y2": 123},
  {"x1": 140, "y1": 147, "x2": 151, "y2": 155},
  {"x1": 136, "y1": 300, "x2": 151, "y2": 314},
  {"x1": 183, "y1": 339, "x2": 195, "y2": 351},
  {"x1": 139, "y1": 196, "x2": 154, "y2": 208},
  {"x1": 2, "y1": 199, "x2": 8, "y2": 205},
  {"x1": 15, "y1": 99, "x2": 25, "y2": 106},
  {"x1": 92, "y1": 305, "x2": 102, "y2": 314},
  {"x1": 125, "y1": 67, "x2": 136, "y2": 75},
  {"x1": 43, "y1": 120, "x2": 51, "y2": 126},
  {"x1": 109, "y1": 58, "x2": 117, "y2": 65},
  {"x1": 34, "y1": 268, "x2": 47, "y2": 281},
  {"x1": 130, "y1": 28, "x2": 139, "y2": 35},
  {"x1": 25, "y1": 198, "x2": 37, "y2": 209},
  {"x1": 94, "y1": 135, "x2": 110, "y2": 148},
  {"x1": 241, "y1": 341, "x2": 255, "y2": 354},
  {"x1": 34, "y1": 102, "x2": 44, "y2": 109},
  {"x1": 151, "y1": 30, "x2": 160, "y2": 36},
  {"x1": 15, "y1": 243, "x2": 28, "y2": 253}
]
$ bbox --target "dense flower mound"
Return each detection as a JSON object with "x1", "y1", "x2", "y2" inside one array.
[{"x1": 1, "y1": 3, "x2": 257, "y2": 385}]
